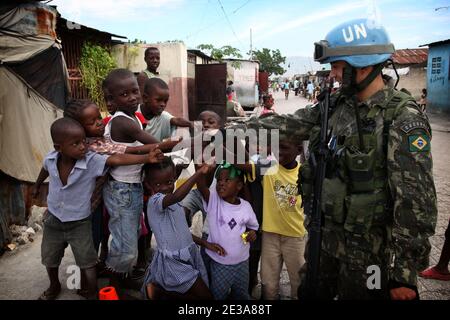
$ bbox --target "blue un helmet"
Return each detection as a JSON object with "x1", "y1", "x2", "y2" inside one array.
[{"x1": 314, "y1": 18, "x2": 395, "y2": 67}]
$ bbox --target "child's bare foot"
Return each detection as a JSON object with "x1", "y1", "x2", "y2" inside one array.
[{"x1": 38, "y1": 285, "x2": 61, "y2": 300}]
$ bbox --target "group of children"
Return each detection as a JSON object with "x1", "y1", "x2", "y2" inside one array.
[{"x1": 34, "y1": 56, "x2": 307, "y2": 300}]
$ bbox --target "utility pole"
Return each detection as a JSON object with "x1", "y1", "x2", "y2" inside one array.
[
  {"x1": 250, "y1": 28, "x2": 253, "y2": 60},
  {"x1": 308, "y1": 57, "x2": 313, "y2": 73}
]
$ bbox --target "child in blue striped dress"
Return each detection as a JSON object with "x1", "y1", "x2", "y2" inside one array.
[{"x1": 141, "y1": 157, "x2": 224, "y2": 299}]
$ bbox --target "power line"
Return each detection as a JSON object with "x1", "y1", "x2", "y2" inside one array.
[
  {"x1": 232, "y1": 0, "x2": 252, "y2": 14},
  {"x1": 217, "y1": 0, "x2": 244, "y2": 46},
  {"x1": 192, "y1": 0, "x2": 211, "y2": 43},
  {"x1": 185, "y1": 0, "x2": 251, "y2": 44},
  {"x1": 185, "y1": 0, "x2": 250, "y2": 42}
]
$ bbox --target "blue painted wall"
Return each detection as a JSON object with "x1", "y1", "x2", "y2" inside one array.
[{"x1": 427, "y1": 43, "x2": 450, "y2": 113}]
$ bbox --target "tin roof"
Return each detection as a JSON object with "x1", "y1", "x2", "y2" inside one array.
[
  {"x1": 315, "y1": 70, "x2": 330, "y2": 77},
  {"x1": 58, "y1": 17, "x2": 127, "y2": 39},
  {"x1": 420, "y1": 39, "x2": 450, "y2": 47},
  {"x1": 392, "y1": 48, "x2": 428, "y2": 65},
  {"x1": 187, "y1": 49, "x2": 213, "y2": 60}
]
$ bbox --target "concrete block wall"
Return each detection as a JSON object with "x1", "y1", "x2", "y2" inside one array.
[{"x1": 112, "y1": 42, "x2": 188, "y2": 118}]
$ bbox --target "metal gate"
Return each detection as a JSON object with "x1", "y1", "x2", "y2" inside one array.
[
  {"x1": 259, "y1": 71, "x2": 269, "y2": 94},
  {"x1": 194, "y1": 63, "x2": 227, "y2": 122}
]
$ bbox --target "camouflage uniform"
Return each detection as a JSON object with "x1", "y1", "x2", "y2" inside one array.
[{"x1": 250, "y1": 86, "x2": 437, "y2": 299}]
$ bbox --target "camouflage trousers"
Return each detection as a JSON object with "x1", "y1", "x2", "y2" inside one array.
[{"x1": 298, "y1": 250, "x2": 391, "y2": 300}]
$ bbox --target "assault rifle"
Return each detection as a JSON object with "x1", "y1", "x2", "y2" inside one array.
[{"x1": 303, "y1": 83, "x2": 331, "y2": 299}]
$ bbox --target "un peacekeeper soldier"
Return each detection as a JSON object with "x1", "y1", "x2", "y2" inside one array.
[{"x1": 250, "y1": 18, "x2": 437, "y2": 300}]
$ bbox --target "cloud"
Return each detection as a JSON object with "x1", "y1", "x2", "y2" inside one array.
[
  {"x1": 261, "y1": 2, "x2": 370, "y2": 40},
  {"x1": 390, "y1": 10, "x2": 450, "y2": 22},
  {"x1": 221, "y1": 0, "x2": 378, "y2": 56},
  {"x1": 50, "y1": 0, "x2": 184, "y2": 22}
]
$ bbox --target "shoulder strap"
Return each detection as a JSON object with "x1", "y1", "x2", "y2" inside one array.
[{"x1": 381, "y1": 89, "x2": 416, "y2": 154}]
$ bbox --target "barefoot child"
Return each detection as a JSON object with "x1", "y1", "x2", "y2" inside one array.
[
  {"x1": 100, "y1": 68, "x2": 163, "y2": 289},
  {"x1": 63, "y1": 99, "x2": 176, "y2": 268},
  {"x1": 142, "y1": 157, "x2": 221, "y2": 299},
  {"x1": 100, "y1": 83, "x2": 175, "y2": 277},
  {"x1": 33, "y1": 118, "x2": 163, "y2": 300},
  {"x1": 197, "y1": 162, "x2": 259, "y2": 300}
]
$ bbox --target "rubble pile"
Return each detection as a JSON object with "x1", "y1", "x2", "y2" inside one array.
[{"x1": 6, "y1": 206, "x2": 47, "y2": 251}]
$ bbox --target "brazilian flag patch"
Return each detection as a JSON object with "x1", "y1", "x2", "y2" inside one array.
[{"x1": 408, "y1": 134, "x2": 430, "y2": 152}]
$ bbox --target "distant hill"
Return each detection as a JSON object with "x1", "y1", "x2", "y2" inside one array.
[{"x1": 277, "y1": 56, "x2": 328, "y2": 79}]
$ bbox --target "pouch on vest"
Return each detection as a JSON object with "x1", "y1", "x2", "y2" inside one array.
[
  {"x1": 321, "y1": 177, "x2": 347, "y2": 224},
  {"x1": 344, "y1": 193, "x2": 377, "y2": 234},
  {"x1": 344, "y1": 134, "x2": 377, "y2": 193},
  {"x1": 299, "y1": 163, "x2": 314, "y2": 199}
]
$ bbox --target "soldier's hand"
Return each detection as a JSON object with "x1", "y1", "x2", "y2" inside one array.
[
  {"x1": 148, "y1": 148, "x2": 164, "y2": 163},
  {"x1": 390, "y1": 287, "x2": 417, "y2": 300}
]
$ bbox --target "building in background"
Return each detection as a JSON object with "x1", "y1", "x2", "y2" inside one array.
[
  {"x1": 223, "y1": 59, "x2": 260, "y2": 109},
  {"x1": 421, "y1": 39, "x2": 450, "y2": 113},
  {"x1": 113, "y1": 42, "x2": 189, "y2": 119},
  {"x1": 385, "y1": 48, "x2": 428, "y2": 100},
  {"x1": 57, "y1": 16, "x2": 126, "y2": 100}
]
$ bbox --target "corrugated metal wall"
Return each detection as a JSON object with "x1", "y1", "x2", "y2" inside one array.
[
  {"x1": 427, "y1": 44, "x2": 450, "y2": 113},
  {"x1": 227, "y1": 60, "x2": 259, "y2": 108},
  {"x1": 57, "y1": 23, "x2": 111, "y2": 101}
]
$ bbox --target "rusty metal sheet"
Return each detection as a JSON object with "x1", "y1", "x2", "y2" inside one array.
[
  {"x1": 392, "y1": 49, "x2": 428, "y2": 65},
  {"x1": 259, "y1": 71, "x2": 269, "y2": 93},
  {"x1": 194, "y1": 63, "x2": 227, "y2": 121}
]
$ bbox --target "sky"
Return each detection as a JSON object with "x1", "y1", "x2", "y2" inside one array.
[{"x1": 49, "y1": 0, "x2": 450, "y2": 70}]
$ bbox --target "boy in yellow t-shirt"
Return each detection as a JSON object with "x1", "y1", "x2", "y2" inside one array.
[{"x1": 245, "y1": 137, "x2": 306, "y2": 300}]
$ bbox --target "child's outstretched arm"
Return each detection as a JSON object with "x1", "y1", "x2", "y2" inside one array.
[
  {"x1": 192, "y1": 235, "x2": 227, "y2": 256},
  {"x1": 106, "y1": 148, "x2": 164, "y2": 167},
  {"x1": 170, "y1": 117, "x2": 194, "y2": 129},
  {"x1": 162, "y1": 163, "x2": 214, "y2": 209},
  {"x1": 195, "y1": 163, "x2": 214, "y2": 204},
  {"x1": 222, "y1": 144, "x2": 252, "y2": 173},
  {"x1": 112, "y1": 116, "x2": 159, "y2": 144},
  {"x1": 125, "y1": 137, "x2": 182, "y2": 154},
  {"x1": 32, "y1": 167, "x2": 49, "y2": 198}
]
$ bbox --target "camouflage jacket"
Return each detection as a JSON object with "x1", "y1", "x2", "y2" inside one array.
[{"x1": 250, "y1": 87, "x2": 437, "y2": 287}]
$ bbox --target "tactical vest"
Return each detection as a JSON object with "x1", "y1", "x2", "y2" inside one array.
[{"x1": 300, "y1": 89, "x2": 417, "y2": 263}]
